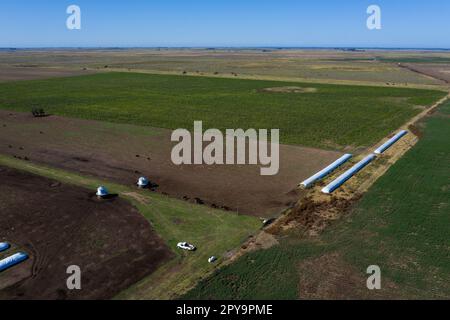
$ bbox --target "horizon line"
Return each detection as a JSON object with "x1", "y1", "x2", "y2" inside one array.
[{"x1": 1, "y1": 46, "x2": 450, "y2": 51}]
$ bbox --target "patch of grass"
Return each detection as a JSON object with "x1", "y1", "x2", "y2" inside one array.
[
  {"x1": 182, "y1": 240, "x2": 327, "y2": 300},
  {"x1": 183, "y1": 100, "x2": 450, "y2": 299},
  {"x1": 0, "y1": 155, "x2": 261, "y2": 299},
  {"x1": 0, "y1": 72, "x2": 445, "y2": 150}
]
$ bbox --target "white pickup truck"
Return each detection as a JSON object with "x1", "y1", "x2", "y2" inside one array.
[{"x1": 177, "y1": 242, "x2": 196, "y2": 251}]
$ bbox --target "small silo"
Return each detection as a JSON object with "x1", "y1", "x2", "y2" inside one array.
[
  {"x1": 137, "y1": 177, "x2": 149, "y2": 188},
  {"x1": 96, "y1": 186, "x2": 109, "y2": 198}
]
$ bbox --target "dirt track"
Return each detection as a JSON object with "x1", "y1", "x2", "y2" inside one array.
[
  {"x1": 0, "y1": 110, "x2": 343, "y2": 217},
  {"x1": 0, "y1": 166, "x2": 172, "y2": 300},
  {"x1": 0, "y1": 67, "x2": 95, "y2": 82}
]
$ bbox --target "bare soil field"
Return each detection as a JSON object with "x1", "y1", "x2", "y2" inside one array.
[
  {"x1": 0, "y1": 110, "x2": 342, "y2": 217},
  {"x1": 0, "y1": 166, "x2": 172, "y2": 300},
  {"x1": 0, "y1": 66, "x2": 95, "y2": 82},
  {"x1": 400, "y1": 63, "x2": 450, "y2": 84}
]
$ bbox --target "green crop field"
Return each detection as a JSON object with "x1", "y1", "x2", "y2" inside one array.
[
  {"x1": 183, "y1": 100, "x2": 450, "y2": 300},
  {"x1": 0, "y1": 72, "x2": 445, "y2": 150}
]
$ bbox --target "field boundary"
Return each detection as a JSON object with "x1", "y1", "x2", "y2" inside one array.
[{"x1": 87, "y1": 66, "x2": 449, "y2": 91}]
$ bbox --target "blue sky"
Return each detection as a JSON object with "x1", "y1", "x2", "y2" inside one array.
[{"x1": 0, "y1": 0, "x2": 449, "y2": 48}]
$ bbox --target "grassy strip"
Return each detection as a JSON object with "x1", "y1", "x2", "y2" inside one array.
[{"x1": 0, "y1": 155, "x2": 261, "y2": 299}]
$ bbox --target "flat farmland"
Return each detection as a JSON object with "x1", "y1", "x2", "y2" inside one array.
[
  {"x1": 337, "y1": 100, "x2": 450, "y2": 297},
  {"x1": 0, "y1": 72, "x2": 445, "y2": 150},
  {"x1": 0, "y1": 110, "x2": 343, "y2": 217},
  {"x1": 0, "y1": 156, "x2": 261, "y2": 299},
  {"x1": 0, "y1": 49, "x2": 448, "y2": 301},
  {"x1": 0, "y1": 166, "x2": 172, "y2": 300},
  {"x1": 183, "y1": 100, "x2": 450, "y2": 300},
  {"x1": 1, "y1": 48, "x2": 447, "y2": 86}
]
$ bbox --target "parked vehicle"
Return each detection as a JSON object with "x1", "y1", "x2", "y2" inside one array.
[{"x1": 177, "y1": 242, "x2": 196, "y2": 251}]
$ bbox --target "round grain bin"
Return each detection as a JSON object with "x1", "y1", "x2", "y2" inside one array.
[
  {"x1": 137, "y1": 177, "x2": 149, "y2": 188},
  {"x1": 96, "y1": 186, "x2": 109, "y2": 198}
]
